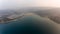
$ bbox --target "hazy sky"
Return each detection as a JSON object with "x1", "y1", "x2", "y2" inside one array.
[{"x1": 0, "y1": 0, "x2": 60, "y2": 10}]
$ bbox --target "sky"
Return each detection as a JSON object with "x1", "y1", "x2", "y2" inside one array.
[{"x1": 0, "y1": 0, "x2": 60, "y2": 10}]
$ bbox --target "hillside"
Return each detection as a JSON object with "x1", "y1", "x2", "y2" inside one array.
[{"x1": 0, "y1": 7, "x2": 60, "y2": 24}]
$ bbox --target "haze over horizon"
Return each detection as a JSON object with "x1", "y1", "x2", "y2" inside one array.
[{"x1": 0, "y1": 0, "x2": 60, "y2": 10}]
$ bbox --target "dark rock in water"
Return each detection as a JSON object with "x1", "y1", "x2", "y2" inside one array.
[{"x1": 0, "y1": 13, "x2": 58, "y2": 34}]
